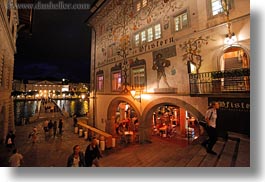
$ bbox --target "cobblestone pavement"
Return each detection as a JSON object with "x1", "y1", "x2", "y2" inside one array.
[{"x1": 0, "y1": 102, "x2": 250, "y2": 167}]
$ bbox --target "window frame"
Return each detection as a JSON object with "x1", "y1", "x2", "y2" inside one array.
[
  {"x1": 173, "y1": 10, "x2": 189, "y2": 32},
  {"x1": 130, "y1": 63, "x2": 146, "y2": 90},
  {"x1": 134, "y1": 23, "x2": 162, "y2": 47},
  {"x1": 111, "y1": 70, "x2": 122, "y2": 92},
  {"x1": 96, "y1": 74, "x2": 104, "y2": 92},
  {"x1": 208, "y1": 0, "x2": 234, "y2": 18},
  {"x1": 136, "y1": 0, "x2": 149, "y2": 12}
]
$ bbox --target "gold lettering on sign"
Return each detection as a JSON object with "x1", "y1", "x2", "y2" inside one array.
[
  {"x1": 140, "y1": 36, "x2": 175, "y2": 53},
  {"x1": 218, "y1": 101, "x2": 250, "y2": 112}
]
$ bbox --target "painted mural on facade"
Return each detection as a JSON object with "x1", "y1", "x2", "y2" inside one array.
[{"x1": 91, "y1": 0, "x2": 185, "y2": 66}]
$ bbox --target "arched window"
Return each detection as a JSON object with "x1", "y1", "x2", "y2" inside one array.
[{"x1": 220, "y1": 46, "x2": 250, "y2": 91}]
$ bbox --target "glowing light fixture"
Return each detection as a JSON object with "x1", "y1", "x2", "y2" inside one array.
[
  {"x1": 224, "y1": 22, "x2": 237, "y2": 45},
  {"x1": 223, "y1": 0, "x2": 237, "y2": 45},
  {"x1": 130, "y1": 87, "x2": 141, "y2": 103}
]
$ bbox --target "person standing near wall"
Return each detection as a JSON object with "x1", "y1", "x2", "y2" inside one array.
[{"x1": 201, "y1": 101, "x2": 220, "y2": 155}]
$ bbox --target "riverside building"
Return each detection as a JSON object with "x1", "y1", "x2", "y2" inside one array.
[{"x1": 86, "y1": 0, "x2": 250, "y2": 143}]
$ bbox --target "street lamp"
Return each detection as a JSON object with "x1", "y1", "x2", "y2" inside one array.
[{"x1": 130, "y1": 87, "x2": 141, "y2": 103}]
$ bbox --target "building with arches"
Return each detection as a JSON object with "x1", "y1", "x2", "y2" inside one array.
[{"x1": 86, "y1": 0, "x2": 250, "y2": 143}]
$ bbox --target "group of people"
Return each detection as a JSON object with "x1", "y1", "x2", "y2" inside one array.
[
  {"x1": 67, "y1": 137, "x2": 102, "y2": 167},
  {"x1": 43, "y1": 119, "x2": 63, "y2": 138}
]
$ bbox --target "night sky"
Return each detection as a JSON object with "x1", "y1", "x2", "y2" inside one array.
[{"x1": 14, "y1": 0, "x2": 95, "y2": 83}]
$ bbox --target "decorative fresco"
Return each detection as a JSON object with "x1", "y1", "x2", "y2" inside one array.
[
  {"x1": 152, "y1": 45, "x2": 176, "y2": 88},
  {"x1": 152, "y1": 53, "x2": 171, "y2": 88},
  {"x1": 179, "y1": 36, "x2": 213, "y2": 72},
  {"x1": 90, "y1": 0, "x2": 185, "y2": 66}
]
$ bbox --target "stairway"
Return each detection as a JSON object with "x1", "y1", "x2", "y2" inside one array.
[{"x1": 186, "y1": 135, "x2": 250, "y2": 167}]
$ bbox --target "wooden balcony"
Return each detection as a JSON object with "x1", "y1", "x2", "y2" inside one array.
[{"x1": 189, "y1": 68, "x2": 250, "y2": 96}]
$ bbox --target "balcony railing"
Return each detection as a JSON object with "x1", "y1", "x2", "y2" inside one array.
[{"x1": 189, "y1": 68, "x2": 250, "y2": 95}]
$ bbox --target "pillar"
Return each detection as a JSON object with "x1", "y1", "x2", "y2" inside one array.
[
  {"x1": 118, "y1": 103, "x2": 126, "y2": 121},
  {"x1": 179, "y1": 108, "x2": 186, "y2": 137}
]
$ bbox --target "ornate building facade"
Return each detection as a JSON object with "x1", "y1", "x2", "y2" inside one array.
[
  {"x1": 0, "y1": 0, "x2": 19, "y2": 143},
  {"x1": 87, "y1": 0, "x2": 250, "y2": 143}
]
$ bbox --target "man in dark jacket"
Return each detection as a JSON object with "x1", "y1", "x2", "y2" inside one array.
[{"x1": 85, "y1": 137, "x2": 102, "y2": 167}]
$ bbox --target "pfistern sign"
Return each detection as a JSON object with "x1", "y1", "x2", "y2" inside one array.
[{"x1": 209, "y1": 97, "x2": 250, "y2": 112}]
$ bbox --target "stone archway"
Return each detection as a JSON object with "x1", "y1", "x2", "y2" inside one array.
[
  {"x1": 107, "y1": 97, "x2": 140, "y2": 136},
  {"x1": 139, "y1": 97, "x2": 205, "y2": 143}
]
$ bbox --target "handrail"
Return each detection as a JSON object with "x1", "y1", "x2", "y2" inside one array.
[
  {"x1": 77, "y1": 120, "x2": 113, "y2": 148},
  {"x1": 189, "y1": 68, "x2": 250, "y2": 95}
]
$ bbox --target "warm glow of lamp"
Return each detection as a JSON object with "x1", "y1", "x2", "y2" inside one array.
[
  {"x1": 130, "y1": 87, "x2": 141, "y2": 103},
  {"x1": 224, "y1": 32, "x2": 237, "y2": 45},
  {"x1": 130, "y1": 89, "x2": 136, "y2": 98}
]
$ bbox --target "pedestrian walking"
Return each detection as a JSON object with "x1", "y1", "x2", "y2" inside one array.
[
  {"x1": 5, "y1": 130, "x2": 16, "y2": 150},
  {"x1": 48, "y1": 120, "x2": 53, "y2": 137},
  {"x1": 43, "y1": 120, "x2": 49, "y2": 137},
  {"x1": 67, "y1": 145, "x2": 86, "y2": 167},
  {"x1": 28, "y1": 127, "x2": 38, "y2": 143},
  {"x1": 53, "y1": 120, "x2": 57, "y2": 137},
  {"x1": 85, "y1": 137, "x2": 102, "y2": 167},
  {"x1": 201, "y1": 101, "x2": 220, "y2": 155},
  {"x1": 8, "y1": 148, "x2": 24, "y2": 167},
  {"x1": 58, "y1": 119, "x2": 63, "y2": 135}
]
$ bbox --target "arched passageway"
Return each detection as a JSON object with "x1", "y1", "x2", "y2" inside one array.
[
  {"x1": 140, "y1": 97, "x2": 204, "y2": 143},
  {"x1": 107, "y1": 97, "x2": 205, "y2": 144},
  {"x1": 106, "y1": 97, "x2": 140, "y2": 136}
]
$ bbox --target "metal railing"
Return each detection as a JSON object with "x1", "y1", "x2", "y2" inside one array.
[{"x1": 189, "y1": 68, "x2": 250, "y2": 95}]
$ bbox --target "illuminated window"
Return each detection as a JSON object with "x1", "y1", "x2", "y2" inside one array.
[
  {"x1": 97, "y1": 75, "x2": 104, "y2": 92},
  {"x1": 136, "y1": 2, "x2": 141, "y2": 11},
  {"x1": 112, "y1": 71, "x2": 122, "y2": 91},
  {"x1": 154, "y1": 24, "x2": 161, "y2": 39},
  {"x1": 136, "y1": 0, "x2": 148, "y2": 11},
  {"x1": 147, "y1": 27, "x2": 153, "y2": 42},
  {"x1": 141, "y1": 31, "x2": 146, "y2": 43},
  {"x1": 174, "y1": 11, "x2": 188, "y2": 32},
  {"x1": 134, "y1": 23, "x2": 161, "y2": 46},
  {"x1": 135, "y1": 34, "x2": 140, "y2": 46},
  {"x1": 142, "y1": 0, "x2": 148, "y2": 7},
  {"x1": 131, "y1": 67, "x2": 145, "y2": 88},
  {"x1": 210, "y1": 0, "x2": 232, "y2": 16},
  {"x1": 211, "y1": 0, "x2": 223, "y2": 15}
]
